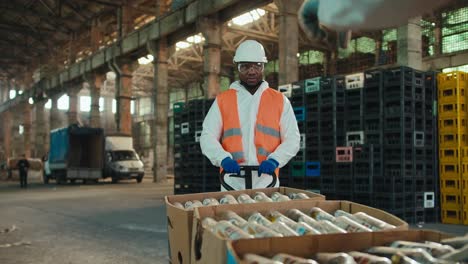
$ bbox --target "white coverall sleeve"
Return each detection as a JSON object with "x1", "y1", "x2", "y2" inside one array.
[
  {"x1": 199, "y1": 99, "x2": 232, "y2": 167},
  {"x1": 317, "y1": 0, "x2": 448, "y2": 31},
  {"x1": 268, "y1": 96, "x2": 300, "y2": 168}
]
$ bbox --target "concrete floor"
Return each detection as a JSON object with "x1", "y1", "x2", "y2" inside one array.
[
  {"x1": 0, "y1": 178, "x2": 173, "y2": 264},
  {"x1": 1, "y1": 178, "x2": 468, "y2": 264}
]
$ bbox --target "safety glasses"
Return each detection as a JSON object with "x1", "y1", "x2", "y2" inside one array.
[{"x1": 238, "y1": 62, "x2": 264, "y2": 73}]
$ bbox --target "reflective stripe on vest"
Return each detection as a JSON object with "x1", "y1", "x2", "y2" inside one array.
[{"x1": 217, "y1": 88, "x2": 284, "y2": 176}]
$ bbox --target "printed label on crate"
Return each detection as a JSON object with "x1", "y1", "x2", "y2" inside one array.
[
  {"x1": 346, "y1": 131, "x2": 364, "y2": 146},
  {"x1": 195, "y1": 130, "x2": 202, "y2": 142},
  {"x1": 345, "y1": 73, "x2": 364, "y2": 89},
  {"x1": 181, "y1": 122, "x2": 189, "y2": 134}
]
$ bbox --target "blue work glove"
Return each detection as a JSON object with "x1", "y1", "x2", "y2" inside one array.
[
  {"x1": 221, "y1": 157, "x2": 240, "y2": 174},
  {"x1": 258, "y1": 159, "x2": 279, "y2": 176},
  {"x1": 298, "y1": 0, "x2": 327, "y2": 42},
  {"x1": 298, "y1": 0, "x2": 351, "y2": 49}
]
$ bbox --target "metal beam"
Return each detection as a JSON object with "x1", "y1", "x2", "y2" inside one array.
[
  {"x1": 0, "y1": 0, "x2": 276, "y2": 113},
  {"x1": 62, "y1": 1, "x2": 90, "y2": 21},
  {"x1": 0, "y1": 21, "x2": 56, "y2": 34},
  {"x1": 74, "y1": 0, "x2": 123, "y2": 7}
]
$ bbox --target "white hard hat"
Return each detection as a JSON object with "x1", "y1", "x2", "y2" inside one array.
[{"x1": 233, "y1": 40, "x2": 268, "y2": 63}]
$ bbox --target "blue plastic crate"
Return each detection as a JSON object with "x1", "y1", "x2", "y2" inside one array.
[
  {"x1": 293, "y1": 106, "x2": 306, "y2": 121},
  {"x1": 305, "y1": 161, "x2": 320, "y2": 177}
]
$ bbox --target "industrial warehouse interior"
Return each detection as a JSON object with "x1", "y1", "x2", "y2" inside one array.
[{"x1": 1, "y1": 0, "x2": 468, "y2": 263}]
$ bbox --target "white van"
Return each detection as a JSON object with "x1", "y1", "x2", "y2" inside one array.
[{"x1": 104, "y1": 135, "x2": 144, "y2": 183}]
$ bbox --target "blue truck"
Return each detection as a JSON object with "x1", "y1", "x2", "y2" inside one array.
[{"x1": 44, "y1": 124, "x2": 105, "y2": 184}]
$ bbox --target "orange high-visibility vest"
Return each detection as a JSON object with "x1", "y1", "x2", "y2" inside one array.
[{"x1": 217, "y1": 88, "x2": 284, "y2": 176}]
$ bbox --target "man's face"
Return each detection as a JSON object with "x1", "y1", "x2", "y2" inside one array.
[{"x1": 238, "y1": 62, "x2": 264, "y2": 86}]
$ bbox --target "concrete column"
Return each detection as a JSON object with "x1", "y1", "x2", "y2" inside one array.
[
  {"x1": 50, "y1": 94, "x2": 61, "y2": 130},
  {"x1": 69, "y1": 34, "x2": 77, "y2": 65},
  {"x1": 433, "y1": 15, "x2": 442, "y2": 56},
  {"x1": 198, "y1": 16, "x2": 222, "y2": 98},
  {"x1": 11, "y1": 107, "x2": 23, "y2": 157},
  {"x1": 68, "y1": 89, "x2": 79, "y2": 125},
  {"x1": 375, "y1": 34, "x2": 383, "y2": 66},
  {"x1": 23, "y1": 104, "x2": 32, "y2": 157},
  {"x1": 122, "y1": 4, "x2": 133, "y2": 36},
  {"x1": 324, "y1": 50, "x2": 338, "y2": 76},
  {"x1": 397, "y1": 16, "x2": 423, "y2": 70},
  {"x1": 2, "y1": 111, "x2": 12, "y2": 159},
  {"x1": 103, "y1": 96, "x2": 115, "y2": 131},
  {"x1": 90, "y1": 74, "x2": 104, "y2": 128},
  {"x1": 91, "y1": 19, "x2": 103, "y2": 52},
  {"x1": 0, "y1": 80, "x2": 5, "y2": 103},
  {"x1": 275, "y1": 0, "x2": 302, "y2": 85},
  {"x1": 150, "y1": 39, "x2": 169, "y2": 182},
  {"x1": 35, "y1": 101, "x2": 48, "y2": 158},
  {"x1": 115, "y1": 61, "x2": 134, "y2": 135}
]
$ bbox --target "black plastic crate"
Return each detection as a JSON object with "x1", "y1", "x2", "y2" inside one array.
[
  {"x1": 423, "y1": 207, "x2": 439, "y2": 223},
  {"x1": 320, "y1": 148, "x2": 335, "y2": 163},
  {"x1": 374, "y1": 176, "x2": 404, "y2": 193},
  {"x1": 373, "y1": 193, "x2": 405, "y2": 211},
  {"x1": 404, "y1": 209, "x2": 416, "y2": 224},
  {"x1": 383, "y1": 132, "x2": 413, "y2": 146},
  {"x1": 320, "y1": 177, "x2": 335, "y2": 193},
  {"x1": 383, "y1": 66, "x2": 423, "y2": 87},
  {"x1": 364, "y1": 69, "x2": 384, "y2": 88},
  {"x1": 353, "y1": 193, "x2": 373, "y2": 206},
  {"x1": 334, "y1": 191, "x2": 353, "y2": 201},
  {"x1": 354, "y1": 177, "x2": 371, "y2": 193}
]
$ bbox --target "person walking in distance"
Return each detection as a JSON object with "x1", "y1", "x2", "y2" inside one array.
[
  {"x1": 17, "y1": 154, "x2": 30, "y2": 188},
  {"x1": 200, "y1": 40, "x2": 300, "y2": 190}
]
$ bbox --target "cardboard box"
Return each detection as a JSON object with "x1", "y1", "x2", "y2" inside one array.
[
  {"x1": 191, "y1": 200, "x2": 408, "y2": 264},
  {"x1": 227, "y1": 230, "x2": 453, "y2": 263},
  {"x1": 165, "y1": 187, "x2": 324, "y2": 264}
]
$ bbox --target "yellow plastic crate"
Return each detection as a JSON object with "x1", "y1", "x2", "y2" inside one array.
[
  {"x1": 439, "y1": 132, "x2": 468, "y2": 147},
  {"x1": 439, "y1": 162, "x2": 461, "y2": 179},
  {"x1": 440, "y1": 178, "x2": 461, "y2": 193},
  {"x1": 464, "y1": 194, "x2": 468, "y2": 210},
  {"x1": 441, "y1": 207, "x2": 462, "y2": 224},
  {"x1": 439, "y1": 147, "x2": 460, "y2": 163},
  {"x1": 462, "y1": 147, "x2": 468, "y2": 162},
  {"x1": 464, "y1": 209, "x2": 468, "y2": 225},
  {"x1": 437, "y1": 71, "x2": 468, "y2": 90},
  {"x1": 438, "y1": 102, "x2": 467, "y2": 119},
  {"x1": 441, "y1": 190, "x2": 463, "y2": 210},
  {"x1": 438, "y1": 86, "x2": 466, "y2": 104},
  {"x1": 462, "y1": 163, "x2": 468, "y2": 179},
  {"x1": 438, "y1": 117, "x2": 467, "y2": 134}
]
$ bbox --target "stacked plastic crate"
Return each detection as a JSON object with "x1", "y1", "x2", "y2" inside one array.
[
  {"x1": 173, "y1": 99, "x2": 218, "y2": 194},
  {"x1": 377, "y1": 67, "x2": 437, "y2": 223},
  {"x1": 278, "y1": 81, "x2": 322, "y2": 190},
  {"x1": 279, "y1": 66, "x2": 438, "y2": 224},
  {"x1": 438, "y1": 71, "x2": 467, "y2": 224}
]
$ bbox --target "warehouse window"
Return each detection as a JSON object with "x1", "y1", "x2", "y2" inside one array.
[
  {"x1": 299, "y1": 50, "x2": 324, "y2": 65},
  {"x1": 230, "y1": 9, "x2": 265, "y2": 26},
  {"x1": 169, "y1": 89, "x2": 185, "y2": 108},
  {"x1": 139, "y1": 97, "x2": 151, "y2": 116},
  {"x1": 57, "y1": 95, "x2": 69, "y2": 110},
  {"x1": 443, "y1": 64, "x2": 468, "y2": 72},
  {"x1": 442, "y1": 7, "x2": 468, "y2": 53},
  {"x1": 421, "y1": 19, "x2": 435, "y2": 56},
  {"x1": 112, "y1": 99, "x2": 135, "y2": 114},
  {"x1": 45, "y1": 99, "x2": 51, "y2": 109},
  {"x1": 80, "y1": 96, "x2": 91, "y2": 112},
  {"x1": 99, "y1": 97, "x2": 104, "y2": 112},
  {"x1": 9, "y1": 90, "x2": 16, "y2": 99},
  {"x1": 382, "y1": 29, "x2": 397, "y2": 51}
]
